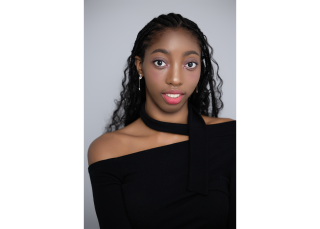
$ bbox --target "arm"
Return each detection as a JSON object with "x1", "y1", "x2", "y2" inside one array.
[
  {"x1": 228, "y1": 133, "x2": 236, "y2": 229},
  {"x1": 228, "y1": 162, "x2": 236, "y2": 228},
  {"x1": 88, "y1": 135, "x2": 132, "y2": 229},
  {"x1": 89, "y1": 161, "x2": 132, "y2": 229}
]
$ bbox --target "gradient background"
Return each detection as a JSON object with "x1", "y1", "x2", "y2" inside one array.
[{"x1": 84, "y1": 0, "x2": 236, "y2": 228}]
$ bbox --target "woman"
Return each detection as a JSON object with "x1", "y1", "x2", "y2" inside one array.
[{"x1": 88, "y1": 13, "x2": 236, "y2": 229}]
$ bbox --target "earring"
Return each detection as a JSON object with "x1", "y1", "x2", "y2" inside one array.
[
  {"x1": 139, "y1": 74, "x2": 143, "y2": 91},
  {"x1": 196, "y1": 85, "x2": 198, "y2": 93}
]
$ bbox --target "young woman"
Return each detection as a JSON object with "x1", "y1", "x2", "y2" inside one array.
[{"x1": 88, "y1": 13, "x2": 236, "y2": 229}]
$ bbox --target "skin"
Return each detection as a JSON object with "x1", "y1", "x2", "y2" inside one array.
[
  {"x1": 88, "y1": 28, "x2": 233, "y2": 165},
  {"x1": 135, "y1": 28, "x2": 201, "y2": 125}
]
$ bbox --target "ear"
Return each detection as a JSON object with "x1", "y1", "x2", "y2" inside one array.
[{"x1": 134, "y1": 56, "x2": 143, "y2": 76}]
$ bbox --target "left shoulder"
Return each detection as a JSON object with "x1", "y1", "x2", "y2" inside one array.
[{"x1": 201, "y1": 115, "x2": 235, "y2": 125}]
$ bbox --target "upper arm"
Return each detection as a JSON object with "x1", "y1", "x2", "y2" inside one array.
[
  {"x1": 88, "y1": 134, "x2": 133, "y2": 228},
  {"x1": 88, "y1": 133, "x2": 120, "y2": 166}
]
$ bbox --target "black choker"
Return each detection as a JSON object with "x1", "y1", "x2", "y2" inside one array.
[{"x1": 139, "y1": 101, "x2": 209, "y2": 196}]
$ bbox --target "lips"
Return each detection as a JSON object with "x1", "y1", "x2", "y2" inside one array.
[
  {"x1": 162, "y1": 94, "x2": 184, "y2": 105},
  {"x1": 162, "y1": 89, "x2": 184, "y2": 95},
  {"x1": 161, "y1": 90, "x2": 185, "y2": 105}
]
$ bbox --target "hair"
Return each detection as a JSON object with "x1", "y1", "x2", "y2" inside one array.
[{"x1": 105, "y1": 13, "x2": 224, "y2": 133}]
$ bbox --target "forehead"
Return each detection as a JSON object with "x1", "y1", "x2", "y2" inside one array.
[{"x1": 145, "y1": 28, "x2": 201, "y2": 55}]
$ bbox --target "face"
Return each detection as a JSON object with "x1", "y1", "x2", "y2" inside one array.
[{"x1": 135, "y1": 28, "x2": 201, "y2": 112}]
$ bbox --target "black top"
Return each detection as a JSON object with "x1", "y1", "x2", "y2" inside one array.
[{"x1": 88, "y1": 101, "x2": 236, "y2": 229}]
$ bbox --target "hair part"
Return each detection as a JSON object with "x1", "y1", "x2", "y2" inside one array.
[{"x1": 105, "y1": 13, "x2": 224, "y2": 133}]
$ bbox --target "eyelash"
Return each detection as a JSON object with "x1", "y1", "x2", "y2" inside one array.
[
  {"x1": 153, "y1": 60, "x2": 198, "y2": 69},
  {"x1": 153, "y1": 60, "x2": 167, "y2": 68},
  {"x1": 184, "y1": 62, "x2": 198, "y2": 69}
]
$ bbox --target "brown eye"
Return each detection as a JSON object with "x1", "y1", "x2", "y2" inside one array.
[
  {"x1": 185, "y1": 62, "x2": 197, "y2": 69},
  {"x1": 154, "y1": 60, "x2": 166, "y2": 67}
]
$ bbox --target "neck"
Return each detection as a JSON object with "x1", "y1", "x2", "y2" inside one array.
[{"x1": 144, "y1": 98, "x2": 189, "y2": 124}]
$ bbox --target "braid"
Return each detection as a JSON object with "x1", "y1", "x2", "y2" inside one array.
[{"x1": 105, "y1": 13, "x2": 224, "y2": 133}]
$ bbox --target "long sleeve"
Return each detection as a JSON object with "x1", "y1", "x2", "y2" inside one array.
[
  {"x1": 227, "y1": 131, "x2": 236, "y2": 229},
  {"x1": 88, "y1": 159, "x2": 132, "y2": 229},
  {"x1": 228, "y1": 156, "x2": 236, "y2": 228}
]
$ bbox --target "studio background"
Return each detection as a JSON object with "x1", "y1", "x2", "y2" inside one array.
[{"x1": 84, "y1": 0, "x2": 236, "y2": 228}]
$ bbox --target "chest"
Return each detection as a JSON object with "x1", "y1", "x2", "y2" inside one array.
[{"x1": 120, "y1": 142, "x2": 231, "y2": 228}]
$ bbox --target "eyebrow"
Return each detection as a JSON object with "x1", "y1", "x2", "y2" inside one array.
[
  {"x1": 151, "y1": 49, "x2": 170, "y2": 55},
  {"x1": 150, "y1": 49, "x2": 200, "y2": 57},
  {"x1": 183, "y1": 50, "x2": 200, "y2": 57}
]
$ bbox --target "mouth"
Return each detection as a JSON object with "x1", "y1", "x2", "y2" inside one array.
[{"x1": 161, "y1": 93, "x2": 184, "y2": 105}]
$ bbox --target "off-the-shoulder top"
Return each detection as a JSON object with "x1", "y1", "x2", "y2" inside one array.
[{"x1": 88, "y1": 101, "x2": 236, "y2": 228}]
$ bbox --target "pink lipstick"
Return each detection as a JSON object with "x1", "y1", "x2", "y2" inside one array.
[{"x1": 161, "y1": 90, "x2": 185, "y2": 105}]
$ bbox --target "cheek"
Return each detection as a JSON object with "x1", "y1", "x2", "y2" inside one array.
[
  {"x1": 145, "y1": 67, "x2": 166, "y2": 86},
  {"x1": 187, "y1": 70, "x2": 200, "y2": 86}
]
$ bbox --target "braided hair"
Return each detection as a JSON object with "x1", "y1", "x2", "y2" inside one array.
[{"x1": 105, "y1": 13, "x2": 224, "y2": 133}]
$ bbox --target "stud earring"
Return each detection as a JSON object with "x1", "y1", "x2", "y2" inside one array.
[{"x1": 139, "y1": 74, "x2": 143, "y2": 91}]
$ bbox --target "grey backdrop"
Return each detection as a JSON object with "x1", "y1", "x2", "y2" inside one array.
[{"x1": 84, "y1": 0, "x2": 236, "y2": 228}]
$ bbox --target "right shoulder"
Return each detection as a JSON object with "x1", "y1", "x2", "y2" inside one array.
[
  {"x1": 87, "y1": 132, "x2": 126, "y2": 166},
  {"x1": 88, "y1": 119, "x2": 151, "y2": 166}
]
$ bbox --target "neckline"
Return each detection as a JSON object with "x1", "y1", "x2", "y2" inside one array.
[
  {"x1": 88, "y1": 120, "x2": 237, "y2": 169},
  {"x1": 88, "y1": 139, "x2": 190, "y2": 172}
]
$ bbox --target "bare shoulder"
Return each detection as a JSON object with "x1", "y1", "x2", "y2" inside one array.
[
  {"x1": 87, "y1": 131, "x2": 127, "y2": 166},
  {"x1": 201, "y1": 115, "x2": 234, "y2": 125},
  {"x1": 87, "y1": 119, "x2": 145, "y2": 166}
]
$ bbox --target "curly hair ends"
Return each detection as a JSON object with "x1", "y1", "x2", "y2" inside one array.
[{"x1": 104, "y1": 13, "x2": 224, "y2": 133}]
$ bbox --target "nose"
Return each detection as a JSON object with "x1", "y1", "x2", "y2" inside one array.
[{"x1": 166, "y1": 61, "x2": 183, "y2": 86}]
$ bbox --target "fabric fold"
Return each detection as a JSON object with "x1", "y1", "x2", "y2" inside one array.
[{"x1": 139, "y1": 101, "x2": 209, "y2": 196}]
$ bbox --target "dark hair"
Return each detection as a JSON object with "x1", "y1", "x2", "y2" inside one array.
[{"x1": 105, "y1": 13, "x2": 223, "y2": 133}]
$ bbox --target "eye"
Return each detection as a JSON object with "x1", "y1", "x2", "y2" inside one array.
[
  {"x1": 185, "y1": 62, "x2": 197, "y2": 69},
  {"x1": 153, "y1": 60, "x2": 167, "y2": 67}
]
